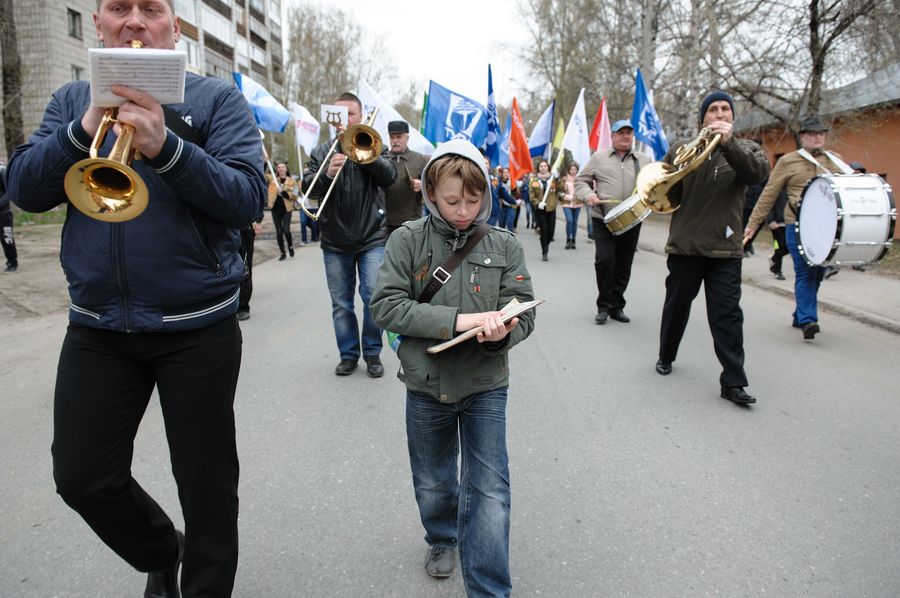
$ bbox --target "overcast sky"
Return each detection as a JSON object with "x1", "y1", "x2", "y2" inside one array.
[{"x1": 285, "y1": 0, "x2": 531, "y2": 107}]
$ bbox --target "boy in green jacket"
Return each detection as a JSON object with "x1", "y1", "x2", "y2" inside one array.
[{"x1": 371, "y1": 139, "x2": 535, "y2": 598}]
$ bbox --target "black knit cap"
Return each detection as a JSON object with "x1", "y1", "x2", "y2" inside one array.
[{"x1": 698, "y1": 90, "x2": 735, "y2": 125}]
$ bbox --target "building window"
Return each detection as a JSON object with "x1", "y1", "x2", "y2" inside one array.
[
  {"x1": 67, "y1": 9, "x2": 82, "y2": 40},
  {"x1": 176, "y1": 37, "x2": 201, "y2": 71},
  {"x1": 71, "y1": 65, "x2": 85, "y2": 81},
  {"x1": 175, "y1": 0, "x2": 197, "y2": 23}
]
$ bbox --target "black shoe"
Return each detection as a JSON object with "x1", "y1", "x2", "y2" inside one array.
[
  {"x1": 335, "y1": 359, "x2": 358, "y2": 376},
  {"x1": 609, "y1": 308, "x2": 630, "y2": 323},
  {"x1": 595, "y1": 310, "x2": 608, "y2": 325},
  {"x1": 236, "y1": 310, "x2": 250, "y2": 321},
  {"x1": 278, "y1": 253, "x2": 286, "y2": 261},
  {"x1": 364, "y1": 355, "x2": 384, "y2": 378},
  {"x1": 145, "y1": 530, "x2": 183, "y2": 598},
  {"x1": 288, "y1": 246, "x2": 295, "y2": 257},
  {"x1": 655, "y1": 360, "x2": 672, "y2": 375},
  {"x1": 541, "y1": 253, "x2": 548, "y2": 262},
  {"x1": 721, "y1": 386, "x2": 756, "y2": 405},
  {"x1": 775, "y1": 272, "x2": 785, "y2": 280},
  {"x1": 424, "y1": 545, "x2": 456, "y2": 578},
  {"x1": 3, "y1": 263, "x2": 16, "y2": 273},
  {"x1": 824, "y1": 266, "x2": 838, "y2": 279},
  {"x1": 802, "y1": 322, "x2": 820, "y2": 340}
]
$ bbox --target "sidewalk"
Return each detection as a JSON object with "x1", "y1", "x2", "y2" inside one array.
[{"x1": 631, "y1": 214, "x2": 900, "y2": 335}]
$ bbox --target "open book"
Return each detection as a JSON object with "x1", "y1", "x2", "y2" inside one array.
[{"x1": 425, "y1": 298, "x2": 545, "y2": 355}]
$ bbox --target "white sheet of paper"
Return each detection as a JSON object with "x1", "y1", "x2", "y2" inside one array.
[
  {"x1": 89, "y1": 48, "x2": 186, "y2": 107},
  {"x1": 725, "y1": 225, "x2": 734, "y2": 239}
]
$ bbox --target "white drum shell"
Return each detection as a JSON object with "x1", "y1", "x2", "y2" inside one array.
[{"x1": 796, "y1": 174, "x2": 895, "y2": 266}]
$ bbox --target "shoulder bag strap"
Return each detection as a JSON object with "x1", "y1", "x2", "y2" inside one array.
[{"x1": 418, "y1": 223, "x2": 491, "y2": 304}]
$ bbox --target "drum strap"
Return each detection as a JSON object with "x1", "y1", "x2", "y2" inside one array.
[{"x1": 797, "y1": 149, "x2": 853, "y2": 175}]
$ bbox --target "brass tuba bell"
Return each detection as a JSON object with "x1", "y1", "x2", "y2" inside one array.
[{"x1": 63, "y1": 40, "x2": 150, "y2": 222}]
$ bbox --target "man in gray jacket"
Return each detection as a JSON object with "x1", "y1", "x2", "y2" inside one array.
[{"x1": 575, "y1": 120, "x2": 650, "y2": 325}]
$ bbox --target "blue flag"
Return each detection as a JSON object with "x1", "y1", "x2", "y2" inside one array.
[
  {"x1": 233, "y1": 72, "x2": 290, "y2": 133},
  {"x1": 423, "y1": 80, "x2": 488, "y2": 147},
  {"x1": 630, "y1": 69, "x2": 669, "y2": 160},
  {"x1": 498, "y1": 113, "x2": 511, "y2": 168},
  {"x1": 485, "y1": 65, "x2": 501, "y2": 167},
  {"x1": 528, "y1": 100, "x2": 555, "y2": 158}
]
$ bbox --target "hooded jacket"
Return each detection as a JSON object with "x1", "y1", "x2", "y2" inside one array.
[
  {"x1": 370, "y1": 140, "x2": 535, "y2": 403},
  {"x1": 7, "y1": 73, "x2": 266, "y2": 332}
]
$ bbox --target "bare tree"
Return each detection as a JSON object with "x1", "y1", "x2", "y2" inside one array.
[{"x1": 0, "y1": 0, "x2": 24, "y2": 157}]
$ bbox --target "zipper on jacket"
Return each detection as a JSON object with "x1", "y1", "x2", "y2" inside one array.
[
  {"x1": 110, "y1": 223, "x2": 133, "y2": 331},
  {"x1": 189, "y1": 209, "x2": 223, "y2": 276}
]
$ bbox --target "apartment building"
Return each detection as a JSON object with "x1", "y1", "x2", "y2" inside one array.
[{"x1": 1, "y1": 0, "x2": 285, "y2": 158}]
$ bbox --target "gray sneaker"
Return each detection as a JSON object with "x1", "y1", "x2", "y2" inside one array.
[{"x1": 424, "y1": 545, "x2": 456, "y2": 578}]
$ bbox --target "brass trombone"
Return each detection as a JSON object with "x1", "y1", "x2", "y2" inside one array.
[
  {"x1": 63, "y1": 40, "x2": 150, "y2": 222},
  {"x1": 299, "y1": 107, "x2": 383, "y2": 221}
]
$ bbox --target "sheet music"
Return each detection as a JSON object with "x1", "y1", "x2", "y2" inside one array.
[{"x1": 89, "y1": 48, "x2": 186, "y2": 107}]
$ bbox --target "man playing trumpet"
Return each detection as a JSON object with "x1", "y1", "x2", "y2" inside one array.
[{"x1": 6, "y1": 0, "x2": 266, "y2": 595}]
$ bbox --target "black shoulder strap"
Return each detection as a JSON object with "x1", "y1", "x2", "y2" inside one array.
[
  {"x1": 162, "y1": 106, "x2": 205, "y2": 149},
  {"x1": 418, "y1": 223, "x2": 491, "y2": 304}
]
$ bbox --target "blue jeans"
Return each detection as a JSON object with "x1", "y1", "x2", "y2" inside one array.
[
  {"x1": 500, "y1": 206, "x2": 516, "y2": 232},
  {"x1": 584, "y1": 206, "x2": 594, "y2": 238},
  {"x1": 322, "y1": 246, "x2": 384, "y2": 361},
  {"x1": 786, "y1": 225, "x2": 824, "y2": 326},
  {"x1": 406, "y1": 388, "x2": 511, "y2": 598},
  {"x1": 300, "y1": 208, "x2": 319, "y2": 243},
  {"x1": 563, "y1": 206, "x2": 580, "y2": 241}
]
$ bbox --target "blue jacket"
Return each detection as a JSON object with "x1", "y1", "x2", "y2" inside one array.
[{"x1": 8, "y1": 73, "x2": 266, "y2": 332}]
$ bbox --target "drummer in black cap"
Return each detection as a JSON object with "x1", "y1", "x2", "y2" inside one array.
[
  {"x1": 744, "y1": 115, "x2": 856, "y2": 341},
  {"x1": 384, "y1": 120, "x2": 429, "y2": 236}
]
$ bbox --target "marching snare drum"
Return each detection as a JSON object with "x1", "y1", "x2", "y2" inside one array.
[
  {"x1": 603, "y1": 193, "x2": 651, "y2": 235},
  {"x1": 796, "y1": 174, "x2": 895, "y2": 266}
]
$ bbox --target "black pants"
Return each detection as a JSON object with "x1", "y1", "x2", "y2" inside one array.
[
  {"x1": 534, "y1": 209, "x2": 556, "y2": 255},
  {"x1": 1, "y1": 209, "x2": 16, "y2": 266},
  {"x1": 52, "y1": 317, "x2": 242, "y2": 597},
  {"x1": 658, "y1": 254, "x2": 748, "y2": 388},
  {"x1": 238, "y1": 226, "x2": 255, "y2": 313},
  {"x1": 770, "y1": 226, "x2": 788, "y2": 273},
  {"x1": 592, "y1": 218, "x2": 640, "y2": 311},
  {"x1": 272, "y1": 207, "x2": 293, "y2": 255}
]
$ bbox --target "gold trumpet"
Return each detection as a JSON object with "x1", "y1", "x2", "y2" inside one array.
[
  {"x1": 299, "y1": 107, "x2": 383, "y2": 221},
  {"x1": 637, "y1": 127, "x2": 721, "y2": 213},
  {"x1": 63, "y1": 40, "x2": 149, "y2": 222}
]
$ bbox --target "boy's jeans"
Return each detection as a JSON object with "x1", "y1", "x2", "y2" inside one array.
[
  {"x1": 406, "y1": 387, "x2": 511, "y2": 598},
  {"x1": 322, "y1": 246, "x2": 384, "y2": 361}
]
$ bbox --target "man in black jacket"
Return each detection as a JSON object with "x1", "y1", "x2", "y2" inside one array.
[{"x1": 303, "y1": 92, "x2": 397, "y2": 377}]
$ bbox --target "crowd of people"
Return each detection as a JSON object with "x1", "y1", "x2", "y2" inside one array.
[{"x1": 3, "y1": 1, "x2": 885, "y2": 597}]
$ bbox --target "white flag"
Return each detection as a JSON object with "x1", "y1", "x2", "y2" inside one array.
[
  {"x1": 289, "y1": 102, "x2": 320, "y2": 154},
  {"x1": 357, "y1": 79, "x2": 434, "y2": 156},
  {"x1": 527, "y1": 100, "x2": 555, "y2": 160},
  {"x1": 558, "y1": 88, "x2": 590, "y2": 173}
]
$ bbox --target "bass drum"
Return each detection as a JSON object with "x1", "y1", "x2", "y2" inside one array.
[
  {"x1": 796, "y1": 174, "x2": 895, "y2": 266},
  {"x1": 603, "y1": 194, "x2": 651, "y2": 235}
]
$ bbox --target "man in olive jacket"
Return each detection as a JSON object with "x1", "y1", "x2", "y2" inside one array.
[
  {"x1": 655, "y1": 90, "x2": 770, "y2": 406},
  {"x1": 303, "y1": 92, "x2": 397, "y2": 378},
  {"x1": 383, "y1": 120, "x2": 428, "y2": 236}
]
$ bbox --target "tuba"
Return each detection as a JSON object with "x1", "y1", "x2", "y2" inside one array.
[
  {"x1": 299, "y1": 107, "x2": 383, "y2": 221},
  {"x1": 63, "y1": 40, "x2": 150, "y2": 222},
  {"x1": 637, "y1": 127, "x2": 721, "y2": 213}
]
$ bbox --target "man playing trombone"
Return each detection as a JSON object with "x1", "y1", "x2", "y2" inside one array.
[
  {"x1": 302, "y1": 92, "x2": 397, "y2": 378},
  {"x1": 6, "y1": 0, "x2": 266, "y2": 595}
]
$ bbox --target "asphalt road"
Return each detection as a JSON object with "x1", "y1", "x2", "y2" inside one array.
[{"x1": 1, "y1": 229, "x2": 898, "y2": 597}]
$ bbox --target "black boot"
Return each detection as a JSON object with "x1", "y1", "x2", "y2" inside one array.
[{"x1": 144, "y1": 530, "x2": 184, "y2": 598}]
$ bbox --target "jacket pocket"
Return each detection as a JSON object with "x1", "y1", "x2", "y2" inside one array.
[
  {"x1": 187, "y1": 210, "x2": 223, "y2": 276},
  {"x1": 465, "y1": 253, "x2": 506, "y2": 309}
]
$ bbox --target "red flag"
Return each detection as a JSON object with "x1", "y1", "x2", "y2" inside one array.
[
  {"x1": 588, "y1": 96, "x2": 612, "y2": 152},
  {"x1": 508, "y1": 97, "x2": 533, "y2": 184}
]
